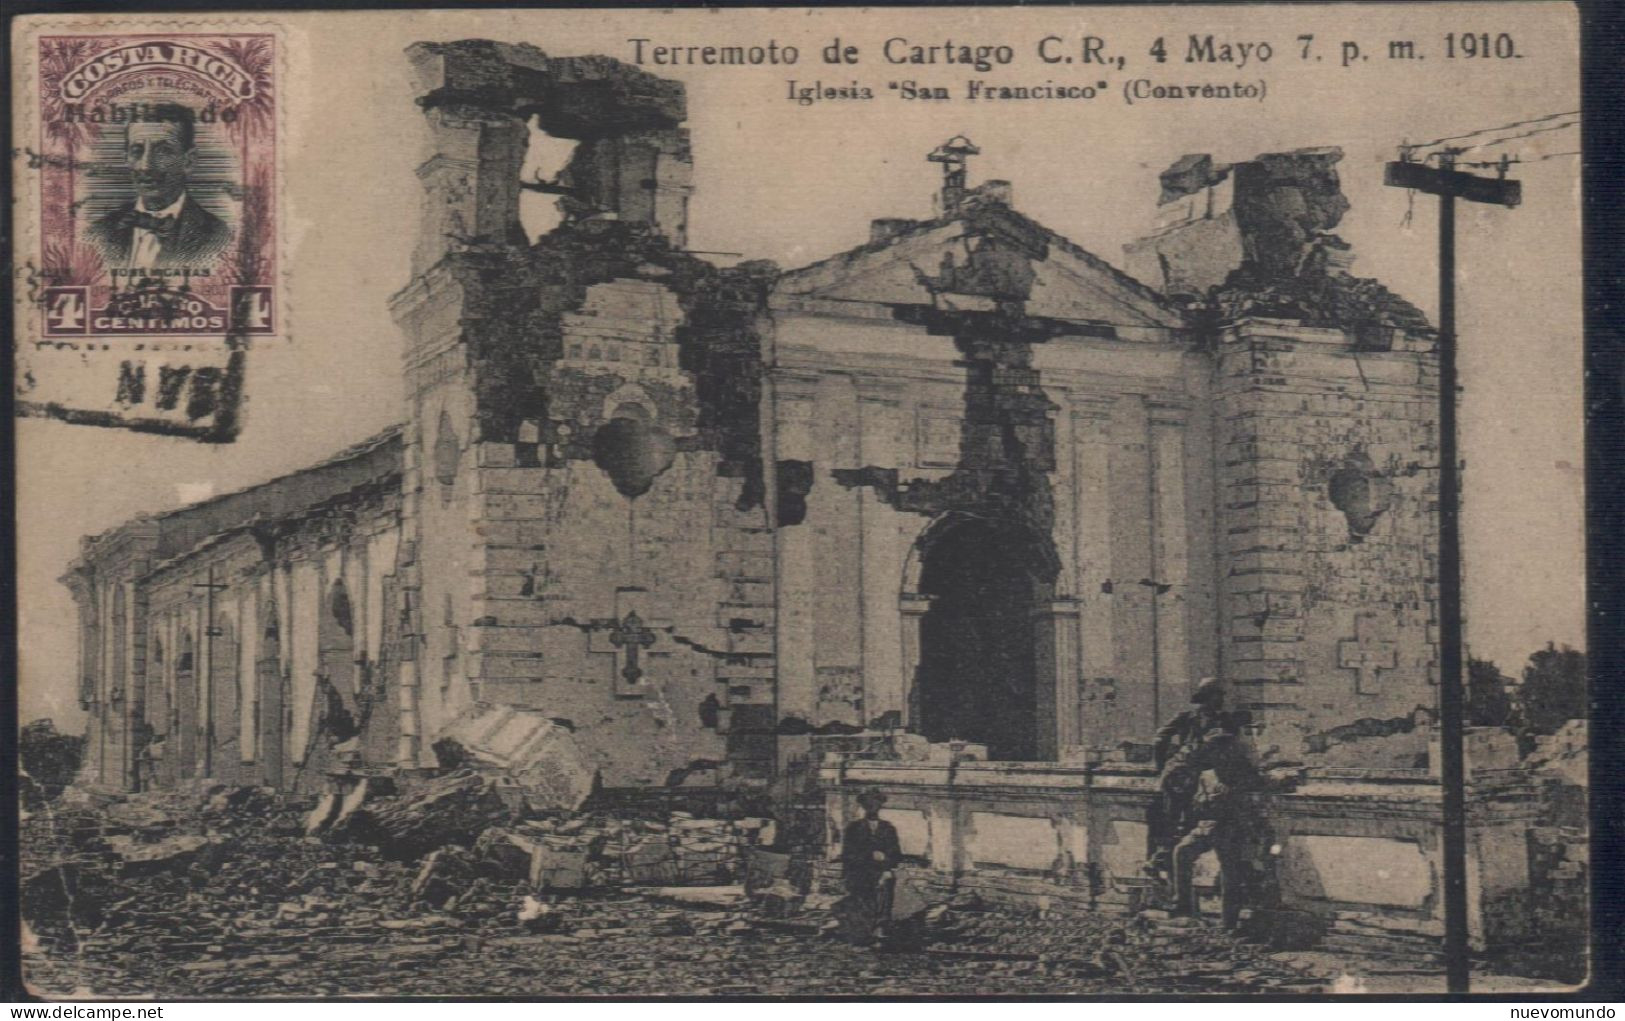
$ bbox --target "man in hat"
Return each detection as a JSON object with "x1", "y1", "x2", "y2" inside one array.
[
  {"x1": 1169, "y1": 730, "x2": 1256, "y2": 929},
  {"x1": 840, "y1": 789, "x2": 901, "y2": 943},
  {"x1": 1145, "y1": 678, "x2": 1259, "y2": 929},
  {"x1": 1155, "y1": 678, "x2": 1236, "y2": 769},
  {"x1": 1146, "y1": 678, "x2": 1246, "y2": 875}
]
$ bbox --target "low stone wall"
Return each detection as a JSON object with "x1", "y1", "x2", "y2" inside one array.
[
  {"x1": 819, "y1": 758, "x2": 1561, "y2": 959},
  {"x1": 819, "y1": 759, "x2": 1160, "y2": 916}
]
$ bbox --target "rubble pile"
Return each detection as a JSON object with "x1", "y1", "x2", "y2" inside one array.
[
  {"x1": 19, "y1": 777, "x2": 794, "y2": 996},
  {"x1": 1317, "y1": 911, "x2": 1445, "y2": 973},
  {"x1": 762, "y1": 894, "x2": 1330, "y2": 993},
  {"x1": 18, "y1": 719, "x2": 85, "y2": 810},
  {"x1": 1514, "y1": 825, "x2": 1589, "y2": 983},
  {"x1": 432, "y1": 705, "x2": 597, "y2": 814},
  {"x1": 22, "y1": 776, "x2": 1349, "y2": 996},
  {"x1": 324, "y1": 770, "x2": 511, "y2": 860},
  {"x1": 1527, "y1": 720, "x2": 1587, "y2": 790},
  {"x1": 442, "y1": 810, "x2": 774, "y2": 891}
]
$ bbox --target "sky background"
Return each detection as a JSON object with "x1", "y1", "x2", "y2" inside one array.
[{"x1": 15, "y1": 5, "x2": 1583, "y2": 727}]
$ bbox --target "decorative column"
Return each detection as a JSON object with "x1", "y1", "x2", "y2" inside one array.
[
  {"x1": 237, "y1": 585, "x2": 259, "y2": 771},
  {"x1": 395, "y1": 541, "x2": 424, "y2": 767},
  {"x1": 1108, "y1": 395, "x2": 1158, "y2": 741},
  {"x1": 108, "y1": 582, "x2": 129, "y2": 789},
  {"x1": 770, "y1": 377, "x2": 819, "y2": 723},
  {"x1": 61, "y1": 567, "x2": 100, "y2": 781},
  {"x1": 1069, "y1": 397, "x2": 1116, "y2": 753},
  {"x1": 812, "y1": 374, "x2": 863, "y2": 725},
  {"x1": 158, "y1": 611, "x2": 179, "y2": 788}
]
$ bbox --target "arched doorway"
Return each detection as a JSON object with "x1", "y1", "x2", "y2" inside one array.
[{"x1": 912, "y1": 516, "x2": 1056, "y2": 761}]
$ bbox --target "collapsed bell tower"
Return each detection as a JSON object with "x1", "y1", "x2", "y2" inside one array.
[{"x1": 388, "y1": 42, "x2": 778, "y2": 786}]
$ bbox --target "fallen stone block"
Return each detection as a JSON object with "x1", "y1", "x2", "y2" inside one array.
[
  {"x1": 641, "y1": 884, "x2": 746, "y2": 908},
  {"x1": 334, "y1": 770, "x2": 512, "y2": 861},
  {"x1": 434, "y1": 705, "x2": 598, "y2": 812},
  {"x1": 475, "y1": 827, "x2": 545, "y2": 883},
  {"x1": 115, "y1": 834, "x2": 222, "y2": 878},
  {"x1": 532, "y1": 848, "x2": 592, "y2": 891},
  {"x1": 333, "y1": 775, "x2": 398, "y2": 828},
  {"x1": 516, "y1": 895, "x2": 566, "y2": 932},
  {"x1": 621, "y1": 841, "x2": 679, "y2": 886},
  {"x1": 411, "y1": 846, "x2": 480, "y2": 907},
  {"x1": 305, "y1": 792, "x2": 341, "y2": 836},
  {"x1": 744, "y1": 847, "x2": 791, "y2": 895},
  {"x1": 751, "y1": 880, "x2": 804, "y2": 919}
]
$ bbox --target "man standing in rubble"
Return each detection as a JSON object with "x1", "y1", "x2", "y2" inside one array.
[
  {"x1": 1146, "y1": 677, "x2": 1256, "y2": 927},
  {"x1": 839, "y1": 789, "x2": 901, "y2": 944},
  {"x1": 1169, "y1": 728, "x2": 1257, "y2": 930},
  {"x1": 1149, "y1": 678, "x2": 1235, "y2": 866},
  {"x1": 1144, "y1": 679, "x2": 1254, "y2": 936}
]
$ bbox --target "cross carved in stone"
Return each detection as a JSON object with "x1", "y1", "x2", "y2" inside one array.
[
  {"x1": 608, "y1": 611, "x2": 656, "y2": 685},
  {"x1": 1339, "y1": 613, "x2": 1398, "y2": 695},
  {"x1": 589, "y1": 606, "x2": 667, "y2": 695}
]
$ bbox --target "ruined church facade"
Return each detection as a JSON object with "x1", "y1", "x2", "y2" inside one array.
[{"x1": 68, "y1": 41, "x2": 1442, "y2": 795}]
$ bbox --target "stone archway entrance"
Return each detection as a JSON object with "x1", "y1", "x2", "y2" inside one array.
[{"x1": 908, "y1": 516, "x2": 1057, "y2": 761}]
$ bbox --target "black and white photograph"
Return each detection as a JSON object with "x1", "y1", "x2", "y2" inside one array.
[{"x1": 8, "y1": 3, "x2": 1598, "y2": 1001}]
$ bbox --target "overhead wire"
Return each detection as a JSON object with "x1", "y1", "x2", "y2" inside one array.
[
  {"x1": 1401, "y1": 111, "x2": 1579, "y2": 157},
  {"x1": 1395, "y1": 113, "x2": 1579, "y2": 224},
  {"x1": 1436, "y1": 119, "x2": 1579, "y2": 159}
]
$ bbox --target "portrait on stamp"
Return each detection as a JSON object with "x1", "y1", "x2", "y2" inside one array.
[
  {"x1": 35, "y1": 34, "x2": 278, "y2": 340},
  {"x1": 84, "y1": 101, "x2": 233, "y2": 270}
]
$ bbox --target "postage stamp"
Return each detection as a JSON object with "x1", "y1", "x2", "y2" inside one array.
[{"x1": 14, "y1": 26, "x2": 284, "y2": 440}]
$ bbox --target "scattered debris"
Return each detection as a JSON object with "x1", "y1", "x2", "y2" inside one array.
[
  {"x1": 16, "y1": 777, "x2": 1394, "y2": 996},
  {"x1": 328, "y1": 770, "x2": 512, "y2": 861},
  {"x1": 18, "y1": 719, "x2": 85, "y2": 809}
]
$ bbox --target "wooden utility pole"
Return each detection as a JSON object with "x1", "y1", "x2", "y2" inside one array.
[{"x1": 1383, "y1": 152, "x2": 1520, "y2": 994}]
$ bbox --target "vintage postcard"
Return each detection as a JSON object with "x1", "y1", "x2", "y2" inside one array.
[{"x1": 11, "y1": 3, "x2": 1590, "y2": 1000}]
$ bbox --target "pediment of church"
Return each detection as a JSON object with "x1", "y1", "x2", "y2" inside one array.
[{"x1": 773, "y1": 202, "x2": 1185, "y2": 331}]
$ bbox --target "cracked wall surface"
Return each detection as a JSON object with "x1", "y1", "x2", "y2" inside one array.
[{"x1": 391, "y1": 42, "x2": 776, "y2": 786}]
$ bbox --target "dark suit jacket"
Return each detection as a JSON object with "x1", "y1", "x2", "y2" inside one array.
[
  {"x1": 841, "y1": 817, "x2": 901, "y2": 888},
  {"x1": 87, "y1": 195, "x2": 230, "y2": 267}
]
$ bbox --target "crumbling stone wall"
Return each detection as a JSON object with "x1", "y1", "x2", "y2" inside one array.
[
  {"x1": 67, "y1": 62, "x2": 1449, "y2": 797},
  {"x1": 769, "y1": 194, "x2": 1203, "y2": 757},
  {"x1": 1123, "y1": 148, "x2": 1440, "y2": 763},
  {"x1": 391, "y1": 42, "x2": 778, "y2": 787},
  {"x1": 63, "y1": 526, "x2": 158, "y2": 790},
  {"x1": 63, "y1": 431, "x2": 405, "y2": 793},
  {"x1": 1213, "y1": 320, "x2": 1438, "y2": 762},
  {"x1": 1125, "y1": 148, "x2": 1429, "y2": 335}
]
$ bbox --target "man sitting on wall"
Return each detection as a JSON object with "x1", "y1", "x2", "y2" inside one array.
[{"x1": 839, "y1": 789, "x2": 901, "y2": 945}]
